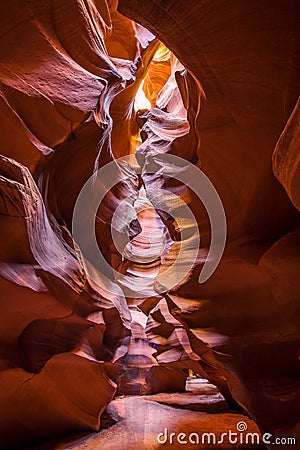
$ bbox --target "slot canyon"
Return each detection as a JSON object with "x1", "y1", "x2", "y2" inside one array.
[{"x1": 0, "y1": 1, "x2": 299, "y2": 449}]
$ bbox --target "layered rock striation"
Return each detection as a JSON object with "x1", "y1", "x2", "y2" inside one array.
[{"x1": 0, "y1": 0, "x2": 299, "y2": 448}]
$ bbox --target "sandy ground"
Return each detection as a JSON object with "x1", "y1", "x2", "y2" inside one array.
[{"x1": 29, "y1": 379, "x2": 266, "y2": 450}]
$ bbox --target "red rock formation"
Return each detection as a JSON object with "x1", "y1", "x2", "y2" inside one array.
[
  {"x1": 0, "y1": 0, "x2": 299, "y2": 447},
  {"x1": 119, "y1": 0, "x2": 300, "y2": 441},
  {"x1": 0, "y1": 157, "x2": 128, "y2": 447},
  {"x1": 273, "y1": 97, "x2": 300, "y2": 211}
]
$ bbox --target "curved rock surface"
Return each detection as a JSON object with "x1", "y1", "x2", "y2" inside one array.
[
  {"x1": 0, "y1": 0, "x2": 299, "y2": 448},
  {"x1": 273, "y1": 97, "x2": 300, "y2": 211}
]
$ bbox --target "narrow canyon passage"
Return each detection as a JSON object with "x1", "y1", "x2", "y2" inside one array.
[
  {"x1": 0, "y1": 1, "x2": 299, "y2": 449},
  {"x1": 117, "y1": 186, "x2": 171, "y2": 302}
]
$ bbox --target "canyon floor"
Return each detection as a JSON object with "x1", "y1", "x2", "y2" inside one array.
[{"x1": 28, "y1": 379, "x2": 265, "y2": 449}]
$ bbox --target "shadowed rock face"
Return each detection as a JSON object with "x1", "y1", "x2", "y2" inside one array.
[
  {"x1": 0, "y1": 0, "x2": 299, "y2": 448},
  {"x1": 118, "y1": 0, "x2": 300, "y2": 439}
]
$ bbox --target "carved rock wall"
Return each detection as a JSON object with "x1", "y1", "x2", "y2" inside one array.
[{"x1": 0, "y1": 0, "x2": 299, "y2": 447}]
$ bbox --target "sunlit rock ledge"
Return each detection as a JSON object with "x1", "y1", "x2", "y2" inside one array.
[{"x1": 0, "y1": 0, "x2": 299, "y2": 448}]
